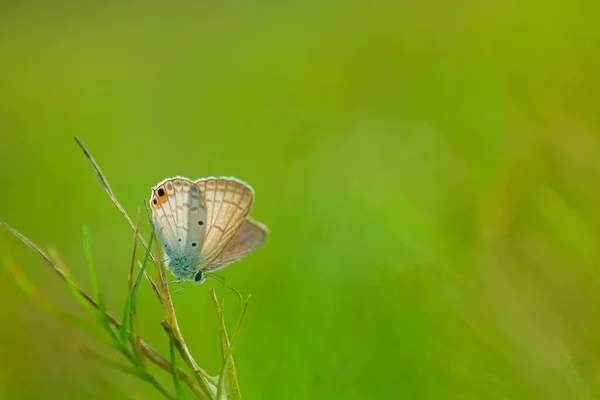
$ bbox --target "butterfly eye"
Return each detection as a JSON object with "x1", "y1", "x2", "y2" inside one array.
[{"x1": 194, "y1": 271, "x2": 206, "y2": 284}]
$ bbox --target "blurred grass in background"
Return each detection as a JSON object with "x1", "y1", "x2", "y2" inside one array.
[{"x1": 1, "y1": 0, "x2": 600, "y2": 399}]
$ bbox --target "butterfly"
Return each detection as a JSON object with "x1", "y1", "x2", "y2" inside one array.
[{"x1": 150, "y1": 176, "x2": 268, "y2": 286}]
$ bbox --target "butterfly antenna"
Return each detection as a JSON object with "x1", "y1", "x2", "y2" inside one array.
[{"x1": 207, "y1": 274, "x2": 243, "y2": 301}]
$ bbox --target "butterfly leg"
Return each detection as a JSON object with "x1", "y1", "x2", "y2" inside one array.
[
  {"x1": 167, "y1": 278, "x2": 185, "y2": 294},
  {"x1": 173, "y1": 280, "x2": 185, "y2": 294}
]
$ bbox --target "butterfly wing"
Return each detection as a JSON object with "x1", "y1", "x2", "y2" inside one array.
[
  {"x1": 203, "y1": 217, "x2": 268, "y2": 272},
  {"x1": 194, "y1": 177, "x2": 254, "y2": 267},
  {"x1": 151, "y1": 177, "x2": 207, "y2": 275}
]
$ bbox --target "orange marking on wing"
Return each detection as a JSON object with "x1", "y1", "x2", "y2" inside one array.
[{"x1": 158, "y1": 191, "x2": 168, "y2": 203}]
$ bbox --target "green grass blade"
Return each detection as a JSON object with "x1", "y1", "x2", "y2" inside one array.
[
  {"x1": 131, "y1": 233, "x2": 154, "y2": 316},
  {"x1": 119, "y1": 295, "x2": 133, "y2": 344},
  {"x1": 120, "y1": 232, "x2": 154, "y2": 344},
  {"x1": 169, "y1": 329, "x2": 185, "y2": 399},
  {"x1": 212, "y1": 291, "x2": 249, "y2": 400},
  {"x1": 82, "y1": 225, "x2": 103, "y2": 310},
  {"x1": 58, "y1": 254, "x2": 100, "y2": 316},
  {"x1": 128, "y1": 208, "x2": 141, "y2": 291},
  {"x1": 82, "y1": 225, "x2": 117, "y2": 341},
  {"x1": 83, "y1": 347, "x2": 147, "y2": 379},
  {"x1": 83, "y1": 347, "x2": 177, "y2": 400}
]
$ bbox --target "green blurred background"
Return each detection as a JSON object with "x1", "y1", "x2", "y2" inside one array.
[{"x1": 2, "y1": 1, "x2": 600, "y2": 399}]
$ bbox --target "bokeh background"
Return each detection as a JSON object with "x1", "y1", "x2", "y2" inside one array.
[{"x1": 2, "y1": 1, "x2": 600, "y2": 399}]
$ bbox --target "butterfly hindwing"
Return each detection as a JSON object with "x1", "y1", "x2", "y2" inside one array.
[
  {"x1": 204, "y1": 217, "x2": 269, "y2": 272},
  {"x1": 194, "y1": 177, "x2": 254, "y2": 267}
]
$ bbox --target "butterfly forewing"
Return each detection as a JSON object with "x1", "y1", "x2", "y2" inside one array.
[
  {"x1": 151, "y1": 177, "x2": 207, "y2": 262},
  {"x1": 195, "y1": 177, "x2": 254, "y2": 266},
  {"x1": 204, "y1": 217, "x2": 269, "y2": 272}
]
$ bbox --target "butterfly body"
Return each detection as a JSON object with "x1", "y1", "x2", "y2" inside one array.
[
  {"x1": 150, "y1": 176, "x2": 268, "y2": 284},
  {"x1": 164, "y1": 249, "x2": 203, "y2": 280}
]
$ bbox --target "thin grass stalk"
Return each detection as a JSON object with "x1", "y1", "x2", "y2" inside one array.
[
  {"x1": 74, "y1": 137, "x2": 158, "y2": 292},
  {"x1": 143, "y1": 202, "x2": 218, "y2": 395}
]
